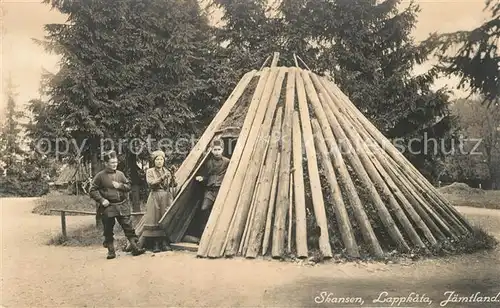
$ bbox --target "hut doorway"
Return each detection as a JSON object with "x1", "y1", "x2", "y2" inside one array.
[{"x1": 179, "y1": 127, "x2": 240, "y2": 245}]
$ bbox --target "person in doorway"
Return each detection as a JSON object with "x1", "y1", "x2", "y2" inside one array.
[
  {"x1": 89, "y1": 150, "x2": 145, "y2": 259},
  {"x1": 141, "y1": 150, "x2": 177, "y2": 253},
  {"x1": 195, "y1": 139, "x2": 230, "y2": 232}
]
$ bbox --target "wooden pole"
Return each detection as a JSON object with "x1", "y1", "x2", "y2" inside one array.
[
  {"x1": 316, "y1": 78, "x2": 451, "y2": 240},
  {"x1": 229, "y1": 138, "x2": 269, "y2": 256},
  {"x1": 321, "y1": 77, "x2": 473, "y2": 234},
  {"x1": 380, "y1": 157, "x2": 445, "y2": 242},
  {"x1": 296, "y1": 55, "x2": 311, "y2": 71},
  {"x1": 373, "y1": 149, "x2": 459, "y2": 239},
  {"x1": 223, "y1": 68, "x2": 287, "y2": 257},
  {"x1": 387, "y1": 165, "x2": 462, "y2": 239},
  {"x1": 270, "y1": 52, "x2": 280, "y2": 67},
  {"x1": 329, "y1": 80, "x2": 467, "y2": 238},
  {"x1": 246, "y1": 108, "x2": 284, "y2": 258},
  {"x1": 292, "y1": 112, "x2": 308, "y2": 258},
  {"x1": 410, "y1": 179, "x2": 470, "y2": 234},
  {"x1": 310, "y1": 79, "x2": 410, "y2": 253},
  {"x1": 287, "y1": 173, "x2": 294, "y2": 254},
  {"x1": 262, "y1": 153, "x2": 281, "y2": 255},
  {"x1": 322, "y1": 97, "x2": 411, "y2": 251},
  {"x1": 301, "y1": 71, "x2": 383, "y2": 257},
  {"x1": 260, "y1": 56, "x2": 271, "y2": 70},
  {"x1": 206, "y1": 67, "x2": 283, "y2": 258},
  {"x1": 295, "y1": 71, "x2": 332, "y2": 258},
  {"x1": 272, "y1": 68, "x2": 295, "y2": 257},
  {"x1": 176, "y1": 70, "x2": 256, "y2": 187},
  {"x1": 344, "y1": 124, "x2": 428, "y2": 248},
  {"x1": 241, "y1": 180, "x2": 261, "y2": 254},
  {"x1": 61, "y1": 211, "x2": 67, "y2": 240},
  {"x1": 137, "y1": 70, "x2": 256, "y2": 237},
  {"x1": 319, "y1": 77, "x2": 470, "y2": 236},
  {"x1": 239, "y1": 144, "x2": 269, "y2": 254},
  {"x1": 336, "y1": 100, "x2": 442, "y2": 245},
  {"x1": 310, "y1": 73, "x2": 425, "y2": 249},
  {"x1": 311, "y1": 119, "x2": 360, "y2": 257},
  {"x1": 197, "y1": 68, "x2": 272, "y2": 257}
]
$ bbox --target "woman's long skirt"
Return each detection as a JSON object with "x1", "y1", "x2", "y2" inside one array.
[{"x1": 142, "y1": 189, "x2": 172, "y2": 238}]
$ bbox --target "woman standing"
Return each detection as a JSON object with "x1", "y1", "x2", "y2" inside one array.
[{"x1": 141, "y1": 150, "x2": 177, "y2": 252}]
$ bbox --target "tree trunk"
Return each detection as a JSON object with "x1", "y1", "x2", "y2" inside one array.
[
  {"x1": 126, "y1": 152, "x2": 142, "y2": 213},
  {"x1": 90, "y1": 149, "x2": 101, "y2": 177},
  {"x1": 90, "y1": 138, "x2": 103, "y2": 229}
]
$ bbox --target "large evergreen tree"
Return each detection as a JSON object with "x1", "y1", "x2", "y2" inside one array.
[
  {"x1": 0, "y1": 75, "x2": 25, "y2": 174},
  {"x1": 30, "y1": 0, "x2": 231, "y2": 207},
  {"x1": 213, "y1": 0, "x2": 456, "y2": 180},
  {"x1": 422, "y1": 0, "x2": 499, "y2": 106},
  {"x1": 322, "y1": 0, "x2": 457, "y2": 179},
  {"x1": 210, "y1": 0, "x2": 279, "y2": 73},
  {"x1": 446, "y1": 98, "x2": 500, "y2": 188}
]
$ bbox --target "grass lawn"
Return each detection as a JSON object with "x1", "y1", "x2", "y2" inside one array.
[
  {"x1": 33, "y1": 190, "x2": 145, "y2": 249},
  {"x1": 32, "y1": 190, "x2": 146, "y2": 215},
  {"x1": 32, "y1": 190, "x2": 98, "y2": 215},
  {"x1": 48, "y1": 223, "x2": 131, "y2": 249}
]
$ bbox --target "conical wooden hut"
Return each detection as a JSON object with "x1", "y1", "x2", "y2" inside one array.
[{"x1": 135, "y1": 54, "x2": 474, "y2": 260}]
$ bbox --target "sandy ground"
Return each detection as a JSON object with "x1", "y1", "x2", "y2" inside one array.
[{"x1": 1, "y1": 198, "x2": 500, "y2": 308}]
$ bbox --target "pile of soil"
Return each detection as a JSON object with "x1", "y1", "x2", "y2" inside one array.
[{"x1": 438, "y1": 182, "x2": 485, "y2": 196}]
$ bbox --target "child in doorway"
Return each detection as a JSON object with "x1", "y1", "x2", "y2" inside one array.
[{"x1": 195, "y1": 139, "x2": 230, "y2": 231}]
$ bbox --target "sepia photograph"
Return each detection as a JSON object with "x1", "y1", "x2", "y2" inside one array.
[{"x1": 0, "y1": 0, "x2": 499, "y2": 307}]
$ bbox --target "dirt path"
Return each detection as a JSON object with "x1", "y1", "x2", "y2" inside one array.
[{"x1": 1, "y1": 198, "x2": 499, "y2": 307}]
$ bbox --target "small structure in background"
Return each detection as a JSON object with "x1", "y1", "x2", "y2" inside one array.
[{"x1": 53, "y1": 156, "x2": 92, "y2": 195}]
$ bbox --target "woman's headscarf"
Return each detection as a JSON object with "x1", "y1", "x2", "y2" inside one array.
[{"x1": 151, "y1": 150, "x2": 165, "y2": 162}]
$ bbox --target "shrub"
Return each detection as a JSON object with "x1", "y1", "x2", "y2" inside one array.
[{"x1": 0, "y1": 175, "x2": 49, "y2": 197}]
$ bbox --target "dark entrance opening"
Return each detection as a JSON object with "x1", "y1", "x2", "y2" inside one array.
[{"x1": 181, "y1": 129, "x2": 240, "y2": 244}]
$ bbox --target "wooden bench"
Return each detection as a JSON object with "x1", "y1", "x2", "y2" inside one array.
[{"x1": 50, "y1": 209, "x2": 145, "y2": 239}]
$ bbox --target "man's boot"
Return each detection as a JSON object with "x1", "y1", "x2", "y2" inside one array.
[
  {"x1": 124, "y1": 236, "x2": 144, "y2": 252},
  {"x1": 106, "y1": 241, "x2": 116, "y2": 260},
  {"x1": 137, "y1": 236, "x2": 146, "y2": 249},
  {"x1": 153, "y1": 239, "x2": 161, "y2": 253},
  {"x1": 128, "y1": 237, "x2": 145, "y2": 256},
  {"x1": 161, "y1": 238, "x2": 172, "y2": 251},
  {"x1": 123, "y1": 243, "x2": 132, "y2": 252}
]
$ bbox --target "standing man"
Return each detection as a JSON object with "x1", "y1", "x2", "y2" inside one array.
[{"x1": 89, "y1": 150, "x2": 145, "y2": 259}]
